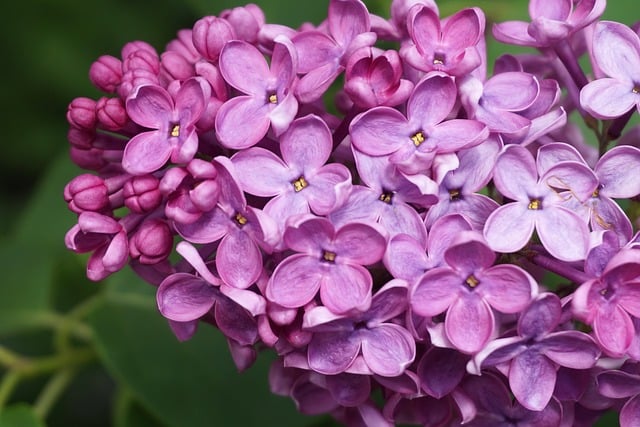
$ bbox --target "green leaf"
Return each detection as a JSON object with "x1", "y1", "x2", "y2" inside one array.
[
  {"x1": 88, "y1": 295, "x2": 316, "y2": 427},
  {"x1": 0, "y1": 404, "x2": 45, "y2": 427}
]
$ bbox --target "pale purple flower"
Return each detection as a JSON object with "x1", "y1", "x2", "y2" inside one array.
[
  {"x1": 401, "y1": 5, "x2": 486, "y2": 77},
  {"x1": 581, "y1": 21, "x2": 640, "y2": 119},
  {"x1": 122, "y1": 77, "x2": 208, "y2": 175},
  {"x1": 493, "y1": 0, "x2": 606, "y2": 48},
  {"x1": 573, "y1": 248, "x2": 640, "y2": 356},
  {"x1": 424, "y1": 137, "x2": 501, "y2": 230},
  {"x1": 231, "y1": 115, "x2": 352, "y2": 232},
  {"x1": 384, "y1": 213, "x2": 472, "y2": 283},
  {"x1": 411, "y1": 231, "x2": 536, "y2": 353},
  {"x1": 303, "y1": 279, "x2": 415, "y2": 377},
  {"x1": 215, "y1": 37, "x2": 298, "y2": 149},
  {"x1": 350, "y1": 72, "x2": 488, "y2": 175},
  {"x1": 328, "y1": 148, "x2": 436, "y2": 242},
  {"x1": 484, "y1": 144, "x2": 597, "y2": 262},
  {"x1": 471, "y1": 293, "x2": 600, "y2": 411},
  {"x1": 175, "y1": 157, "x2": 277, "y2": 289},
  {"x1": 266, "y1": 215, "x2": 387, "y2": 314},
  {"x1": 292, "y1": 0, "x2": 376, "y2": 103}
]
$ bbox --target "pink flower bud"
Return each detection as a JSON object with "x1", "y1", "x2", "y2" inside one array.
[
  {"x1": 67, "y1": 127, "x2": 96, "y2": 150},
  {"x1": 69, "y1": 146, "x2": 107, "y2": 171},
  {"x1": 89, "y1": 55, "x2": 123, "y2": 93},
  {"x1": 192, "y1": 16, "x2": 236, "y2": 62},
  {"x1": 123, "y1": 175, "x2": 162, "y2": 214},
  {"x1": 160, "y1": 51, "x2": 195, "y2": 81},
  {"x1": 124, "y1": 48, "x2": 160, "y2": 75},
  {"x1": 67, "y1": 97, "x2": 97, "y2": 130},
  {"x1": 64, "y1": 174, "x2": 109, "y2": 213},
  {"x1": 96, "y1": 97, "x2": 128, "y2": 131},
  {"x1": 221, "y1": 4, "x2": 265, "y2": 44},
  {"x1": 121, "y1": 41, "x2": 157, "y2": 64},
  {"x1": 166, "y1": 29, "x2": 201, "y2": 64},
  {"x1": 129, "y1": 219, "x2": 173, "y2": 264}
]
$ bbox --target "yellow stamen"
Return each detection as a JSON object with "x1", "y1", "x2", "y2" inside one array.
[
  {"x1": 411, "y1": 131, "x2": 425, "y2": 146},
  {"x1": 268, "y1": 93, "x2": 278, "y2": 104},
  {"x1": 592, "y1": 188, "x2": 600, "y2": 197},
  {"x1": 379, "y1": 192, "x2": 393, "y2": 204},
  {"x1": 433, "y1": 58, "x2": 444, "y2": 65},
  {"x1": 465, "y1": 275, "x2": 479, "y2": 288},
  {"x1": 171, "y1": 124, "x2": 180, "y2": 137},
  {"x1": 234, "y1": 212, "x2": 248, "y2": 226},
  {"x1": 449, "y1": 189, "x2": 461, "y2": 201},
  {"x1": 292, "y1": 176, "x2": 308, "y2": 192},
  {"x1": 633, "y1": 86, "x2": 639, "y2": 94},
  {"x1": 528, "y1": 199, "x2": 541, "y2": 210},
  {"x1": 322, "y1": 250, "x2": 336, "y2": 263}
]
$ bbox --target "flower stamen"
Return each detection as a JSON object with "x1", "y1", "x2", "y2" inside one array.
[
  {"x1": 465, "y1": 274, "x2": 479, "y2": 288},
  {"x1": 449, "y1": 189, "x2": 461, "y2": 201},
  {"x1": 411, "y1": 131, "x2": 425, "y2": 146},
  {"x1": 528, "y1": 198, "x2": 542, "y2": 210},
  {"x1": 170, "y1": 124, "x2": 180, "y2": 138},
  {"x1": 292, "y1": 176, "x2": 308, "y2": 192},
  {"x1": 268, "y1": 93, "x2": 278, "y2": 104},
  {"x1": 322, "y1": 250, "x2": 336, "y2": 263},
  {"x1": 234, "y1": 212, "x2": 248, "y2": 227},
  {"x1": 379, "y1": 191, "x2": 393, "y2": 204}
]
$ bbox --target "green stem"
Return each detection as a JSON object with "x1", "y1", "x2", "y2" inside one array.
[
  {"x1": 18, "y1": 347, "x2": 96, "y2": 377},
  {"x1": 33, "y1": 368, "x2": 76, "y2": 419},
  {"x1": 54, "y1": 294, "x2": 102, "y2": 353},
  {"x1": 0, "y1": 371, "x2": 21, "y2": 410},
  {"x1": 0, "y1": 346, "x2": 23, "y2": 369}
]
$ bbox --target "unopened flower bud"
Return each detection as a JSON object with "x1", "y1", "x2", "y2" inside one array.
[
  {"x1": 69, "y1": 146, "x2": 107, "y2": 171},
  {"x1": 161, "y1": 51, "x2": 195, "y2": 81},
  {"x1": 129, "y1": 219, "x2": 173, "y2": 264},
  {"x1": 220, "y1": 4, "x2": 265, "y2": 44},
  {"x1": 192, "y1": 16, "x2": 236, "y2": 62},
  {"x1": 89, "y1": 55, "x2": 123, "y2": 93},
  {"x1": 96, "y1": 97, "x2": 128, "y2": 131},
  {"x1": 123, "y1": 175, "x2": 162, "y2": 214},
  {"x1": 64, "y1": 174, "x2": 109, "y2": 213},
  {"x1": 67, "y1": 97, "x2": 97, "y2": 130}
]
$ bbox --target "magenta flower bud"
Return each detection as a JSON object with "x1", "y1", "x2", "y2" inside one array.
[
  {"x1": 67, "y1": 127, "x2": 96, "y2": 150},
  {"x1": 192, "y1": 16, "x2": 236, "y2": 62},
  {"x1": 166, "y1": 29, "x2": 201, "y2": 64},
  {"x1": 129, "y1": 219, "x2": 173, "y2": 264},
  {"x1": 96, "y1": 97, "x2": 128, "y2": 131},
  {"x1": 118, "y1": 68, "x2": 160, "y2": 99},
  {"x1": 121, "y1": 41, "x2": 158, "y2": 67},
  {"x1": 69, "y1": 146, "x2": 107, "y2": 171},
  {"x1": 89, "y1": 55, "x2": 123, "y2": 93},
  {"x1": 123, "y1": 175, "x2": 162, "y2": 214},
  {"x1": 220, "y1": 4, "x2": 265, "y2": 44},
  {"x1": 160, "y1": 51, "x2": 195, "y2": 81},
  {"x1": 64, "y1": 174, "x2": 109, "y2": 213},
  {"x1": 67, "y1": 97, "x2": 97, "y2": 130}
]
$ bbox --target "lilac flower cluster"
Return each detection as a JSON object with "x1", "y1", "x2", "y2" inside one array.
[{"x1": 64, "y1": 0, "x2": 640, "y2": 425}]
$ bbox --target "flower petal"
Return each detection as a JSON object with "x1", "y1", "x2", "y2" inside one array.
[
  {"x1": 157, "y1": 273, "x2": 216, "y2": 321},
  {"x1": 445, "y1": 295, "x2": 494, "y2": 353},
  {"x1": 122, "y1": 131, "x2": 172, "y2": 175},
  {"x1": 215, "y1": 96, "x2": 270, "y2": 149},
  {"x1": 411, "y1": 268, "x2": 460, "y2": 317},
  {"x1": 483, "y1": 203, "x2": 536, "y2": 254},
  {"x1": 580, "y1": 78, "x2": 637, "y2": 119},
  {"x1": 308, "y1": 331, "x2": 360, "y2": 375},
  {"x1": 592, "y1": 21, "x2": 640, "y2": 83},
  {"x1": 509, "y1": 350, "x2": 557, "y2": 411},
  {"x1": 480, "y1": 264, "x2": 536, "y2": 314},
  {"x1": 361, "y1": 324, "x2": 415, "y2": 377},
  {"x1": 267, "y1": 254, "x2": 322, "y2": 308},
  {"x1": 536, "y1": 206, "x2": 589, "y2": 262},
  {"x1": 216, "y1": 230, "x2": 262, "y2": 289},
  {"x1": 231, "y1": 147, "x2": 291, "y2": 197},
  {"x1": 320, "y1": 263, "x2": 372, "y2": 314},
  {"x1": 218, "y1": 40, "x2": 270, "y2": 94}
]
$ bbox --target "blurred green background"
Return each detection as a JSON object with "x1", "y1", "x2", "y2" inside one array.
[{"x1": 0, "y1": 0, "x2": 636, "y2": 426}]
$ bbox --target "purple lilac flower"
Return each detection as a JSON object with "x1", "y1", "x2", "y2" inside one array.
[
  {"x1": 411, "y1": 231, "x2": 537, "y2": 353},
  {"x1": 424, "y1": 137, "x2": 501, "y2": 230},
  {"x1": 471, "y1": 293, "x2": 600, "y2": 411},
  {"x1": 350, "y1": 72, "x2": 488, "y2": 175},
  {"x1": 401, "y1": 5, "x2": 486, "y2": 77},
  {"x1": 581, "y1": 21, "x2": 640, "y2": 119},
  {"x1": 573, "y1": 248, "x2": 640, "y2": 356},
  {"x1": 122, "y1": 77, "x2": 208, "y2": 175},
  {"x1": 266, "y1": 215, "x2": 386, "y2": 314},
  {"x1": 215, "y1": 36, "x2": 298, "y2": 149},
  {"x1": 302, "y1": 279, "x2": 415, "y2": 377},
  {"x1": 597, "y1": 363, "x2": 640, "y2": 427},
  {"x1": 484, "y1": 144, "x2": 597, "y2": 262},
  {"x1": 175, "y1": 157, "x2": 278, "y2": 289},
  {"x1": 292, "y1": 0, "x2": 376, "y2": 103},
  {"x1": 231, "y1": 114, "x2": 352, "y2": 234}
]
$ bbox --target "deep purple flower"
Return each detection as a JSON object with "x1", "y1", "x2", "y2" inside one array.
[
  {"x1": 471, "y1": 293, "x2": 600, "y2": 411},
  {"x1": 231, "y1": 115, "x2": 351, "y2": 232},
  {"x1": 303, "y1": 279, "x2": 415, "y2": 377},
  {"x1": 597, "y1": 365, "x2": 640, "y2": 427},
  {"x1": 122, "y1": 78, "x2": 208, "y2": 175},
  {"x1": 581, "y1": 21, "x2": 640, "y2": 119},
  {"x1": 215, "y1": 36, "x2": 298, "y2": 149},
  {"x1": 484, "y1": 144, "x2": 597, "y2": 262},
  {"x1": 350, "y1": 72, "x2": 488, "y2": 175},
  {"x1": 402, "y1": 5, "x2": 486, "y2": 77},
  {"x1": 411, "y1": 231, "x2": 536, "y2": 353},
  {"x1": 573, "y1": 248, "x2": 640, "y2": 356},
  {"x1": 266, "y1": 215, "x2": 387, "y2": 314}
]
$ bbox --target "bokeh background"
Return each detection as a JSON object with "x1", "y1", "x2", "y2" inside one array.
[{"x1": 0, "y1": 0, "x2": 637, "y2": 426}]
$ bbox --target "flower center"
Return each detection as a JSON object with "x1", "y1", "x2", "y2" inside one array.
[
  {"x1": 433, "y1": 52, "x2": 445, "y2": 66},
  {"x1": 234, "y1": 212, "x2": 248, "y2": 227},
  {"x1": 170, "y1": 124, "x2": 180, "y2": 138},
  {"x1": 449, "y1": 188, "x2": 461, "y2": 201},
  {"x1": 465, "y1": 274, "x2": 479, "y2": 288},
  {"x1": 292, "y1": 176, "x2": 308, "y2": 192},
  {"x1": 322, "y1": 250, "x2": 336, "y2": 263},
  {"x1": 528, "y1": 198, "x2": 542, "y2": 210},
  {"x1": 411, "y1": 131, "x2": 425, "y2": 147},
  {"x1": 268, "y1": 93, "x2": 278, "y2": 104},
  {"x1": 633, "y1": 85, "x2": 640, "y2": 94},
  {"x1": 379, "y1": 191, "x2": 393, "y2": 204}
]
